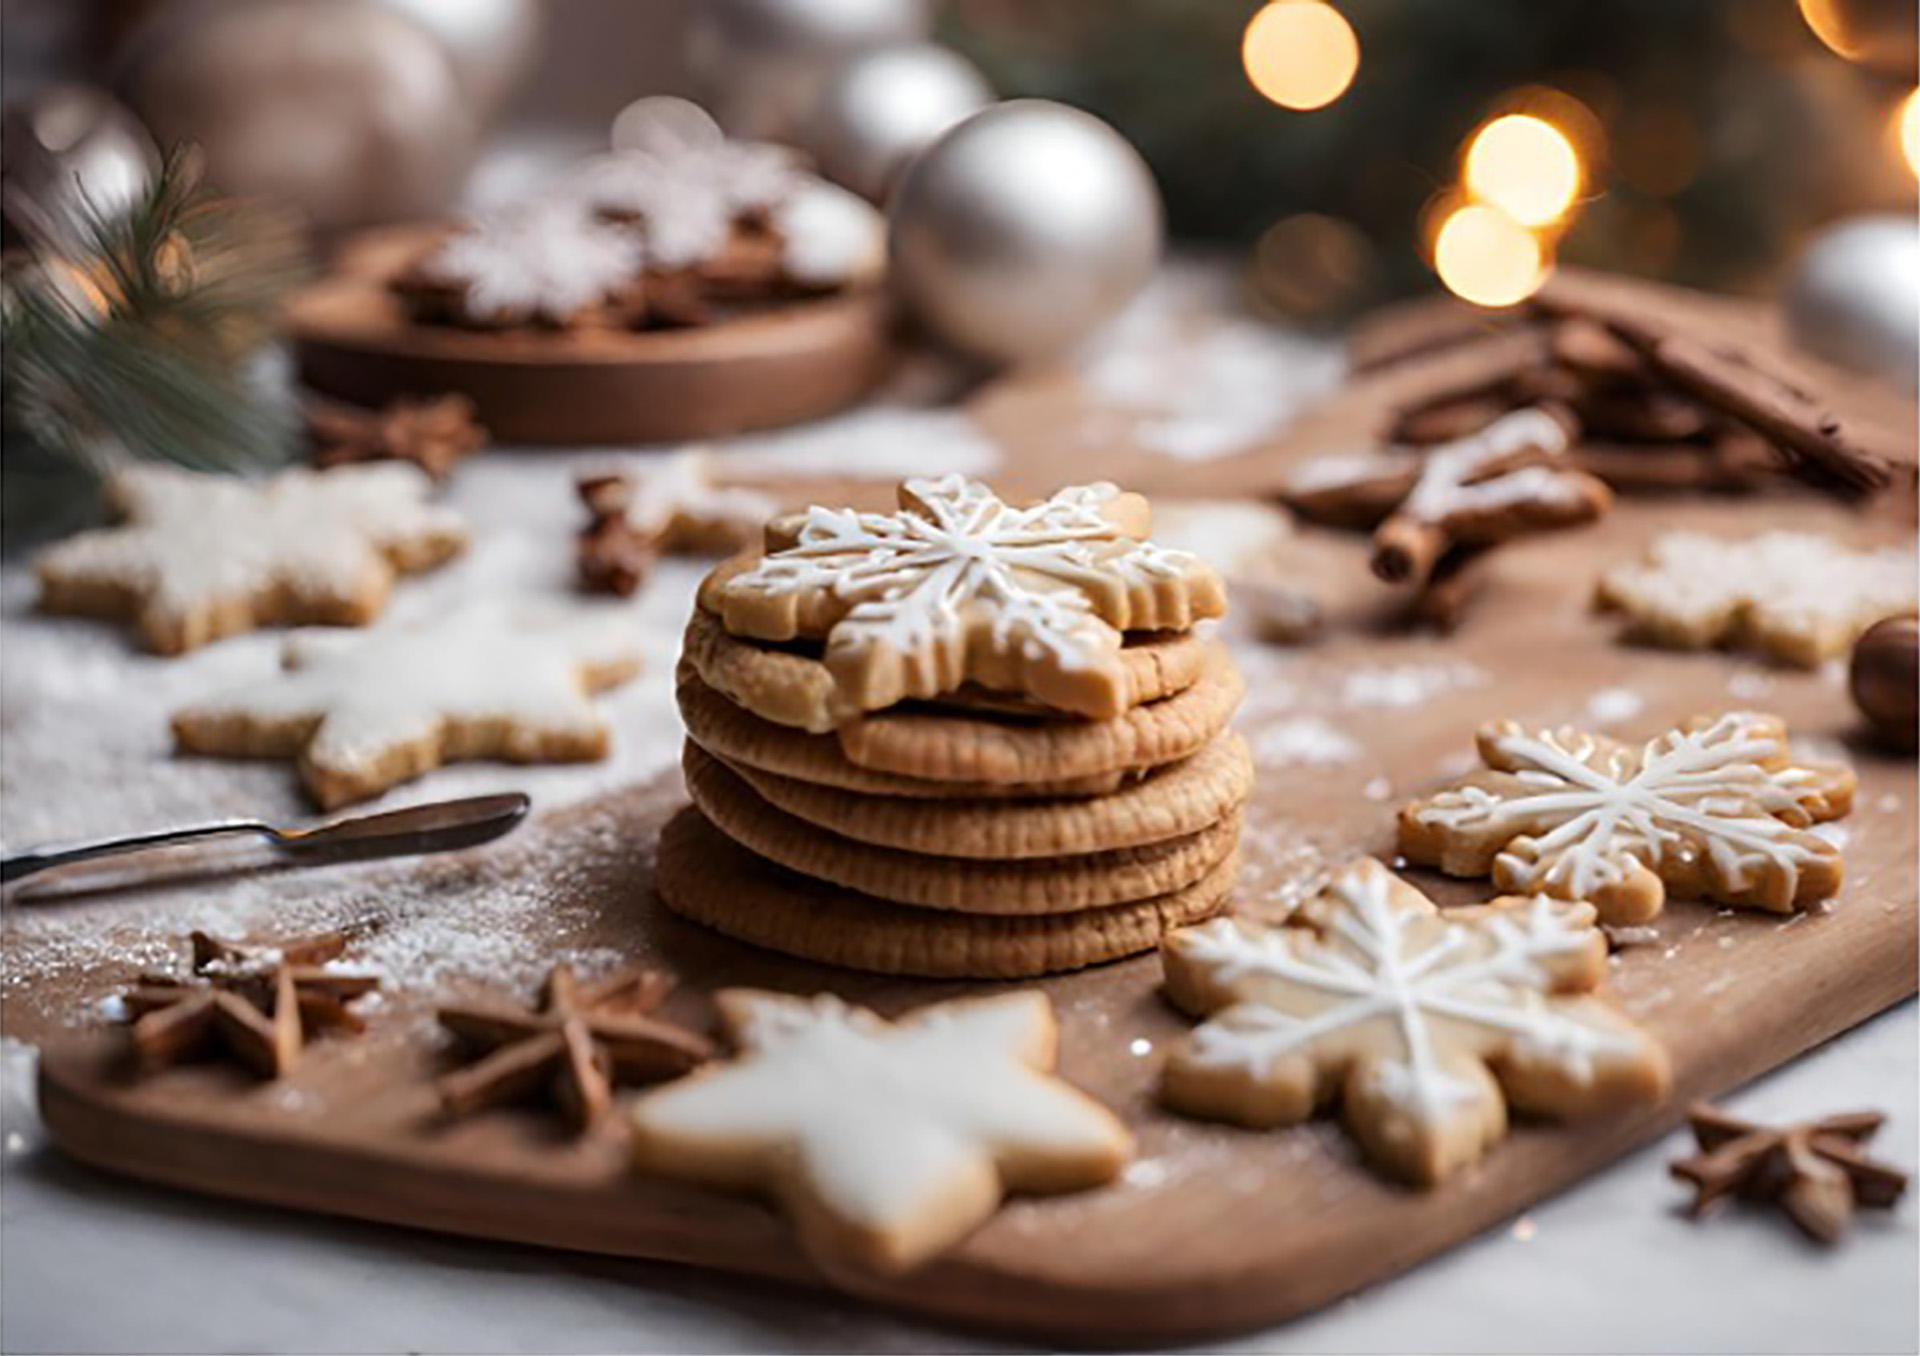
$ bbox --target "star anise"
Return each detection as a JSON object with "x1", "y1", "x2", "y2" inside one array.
[
  {"x1": 307, "y1": 393, "x2": 487, "y2": 480},
  {"x1": 121, "y1": 929, "x2": 380, "y2": 1078},
  {"x1": 576, "y1": 474, "x2": 659, "y2": 596},
  {"x1": 435, "y1": 963, "x2": 714, "y2": 1131},
  {"x1": 1671, "y1": 1102, "x2": 1909, "y2": 1244}
]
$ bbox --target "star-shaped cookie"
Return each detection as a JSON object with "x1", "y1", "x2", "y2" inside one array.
[
  {"x1": 36, "y1": 464, "x2": 467, "y2": 654},
  {"x1": 1159, "y1": 859, "x2": 1670, "y2": 1185},
  {"x1": 172, "y1": 604, "x2": 642, "y2": 807},
  {"x1": 628, "y1": 989, "x2": 1132, "y2": 1274},
  {"x1": 1596, "y1": 530, "x2": 1917, "y2": 667},
  {"x1": 711, "y1": 476, "x2": 1227, "y2": 721},
  {"x1": 1398, "y1": 711, "x2": 1854, "y2": 924}
]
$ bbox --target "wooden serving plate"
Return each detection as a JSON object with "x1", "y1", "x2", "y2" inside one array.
[
  {"x1": 19, "y1": 481, "x2": 1918, "y2": 1344},
  {"x1": 288, "y1": 225, "x2": 896, "y2": 445}
]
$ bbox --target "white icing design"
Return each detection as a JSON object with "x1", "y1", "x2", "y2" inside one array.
[
  {"x1": 569, "y1": 135, "x2": 801, "y2": 270},
  {"x1": 628, "y1": 990, "x2": 1128, "y2": 1269},
  {"x1": 1597, "y1": 530, "x2": 1916, "y2": 662},
  {"x1": 1412, "y1": 714, "x2": 1841, "y2": 903},
  {"x1": 1169, "y1": 860, "x2": 1638, "y2": 1126},
  {"x1": 421, "y1": 202, "x2": 644, "y2": 324},
  {"x1": 1400, "y1": 407, "x2": 1584, "y2": 523},
  {"x1": 724, "y1": 475, "x2": 1202, "y2": 676},
  {"x1": 771, "y1": 180, "x2": 886, "y2": 288},
  {"x1": 37, "y1": 464, "x2": 464, "y2": 634},
  {"x1": 601, "y1": 447, "x2": 777, "y2": 538},
  {"x1": 175, "y1": 603, "x2": 639, "y2": 790}
]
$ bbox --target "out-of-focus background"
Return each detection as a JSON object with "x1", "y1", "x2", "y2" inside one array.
[{"x1": 5, "y1": 0, "x2": 1915, "y2": 317}]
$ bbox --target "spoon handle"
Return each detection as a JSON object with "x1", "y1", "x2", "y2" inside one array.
[{"x1": 1, "y1": 821, "x2": 269, "y2": 884}]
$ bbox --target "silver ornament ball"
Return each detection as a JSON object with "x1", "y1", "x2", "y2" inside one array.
[
  {"x1": 375, "y1": 0, "x2": 543, "y2": 117},
  {"x1": 802, "y1": 43, "x2": 993, "y2": 202},
  {"x1": 0, "y1": 84, "x2": 158, "y2": 242},
  {"x1": 123, "y1": 0, "x2": 478, "y2": 233},
  {"x1": 889, "y1": 100, "x2": 1163, "y2": 367},
  {"x1": 1785, "y1": 215, "x2": 1919, "y2": 395},
  {"x1": 686, "y1": 0, "x2": 931, "y2": 141}
]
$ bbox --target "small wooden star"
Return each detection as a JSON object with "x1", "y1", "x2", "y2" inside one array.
[
  {"x1": 1671, "y1": 1102, "x2": 1909, "y2": 1244},
  {"x1": 307, "y1": 393, "x2": 487, "y2": 480},
  {"x1": 435, "y1": 964, "x2": 714, "y2": 1131},
  {"x1": 122, "y1": 930, "x2": 381, "y2": 1078}
]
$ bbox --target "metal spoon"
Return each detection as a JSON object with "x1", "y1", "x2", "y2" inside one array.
[{"x1": 0, "y1": 793, "x2": 532, "y2": 886}]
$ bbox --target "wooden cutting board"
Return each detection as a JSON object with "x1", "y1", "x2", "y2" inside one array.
[
  {"x1": 13, "y1": 306, "x2": 1919, "y2": 1340},
  {"x1": 16, "y1": 492, "x2": 1914, "y2": 1344}
]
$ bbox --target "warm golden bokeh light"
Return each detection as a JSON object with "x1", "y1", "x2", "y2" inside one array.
[
  {"x1": 1432, "y1": 204, "x2": 1546, "y2": 308},
  {"x1": 1242, "y1": 1, "x2": 1360, "y2": 111},
  {"x1": 1463, "y1": 114, "x2": 1582, "y2": 227},
  {"x1": 1900, "y1": 88, "x2": 1919, "y2": 177},
  {"x1": 1797, "y1": 0, "x2": 1866, "y2": 60}
]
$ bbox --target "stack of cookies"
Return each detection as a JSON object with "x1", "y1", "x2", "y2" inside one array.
[{"x1": 657, "y1": 475, "x2": 1249, "y2": 978}]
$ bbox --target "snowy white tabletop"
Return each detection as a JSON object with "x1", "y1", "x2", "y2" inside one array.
[{"x1": 2, "y1": 273, "x2": 1915, "y2": 1355}]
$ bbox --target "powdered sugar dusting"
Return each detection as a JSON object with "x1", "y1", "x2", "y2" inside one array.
[{"x1": 1079, "y1": 266, "x2": 1342, "y2": 462}]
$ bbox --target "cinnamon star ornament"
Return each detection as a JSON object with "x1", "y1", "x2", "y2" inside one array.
[
  {"x1": 435, "y1": 964, "x2": 713, "y2": 1131},
  {"x1": 308, "y1": 393, "x2": 488, "y2": 481},
  {"x1": 1671, "y1": 1103, "x2": 1909, "y2": 1244},
  {"x1": 122, "y1": 930, "x2": 380, "y2": 1078}
]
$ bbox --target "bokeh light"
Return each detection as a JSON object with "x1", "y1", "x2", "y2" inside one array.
[
  {"x1": 1432, "y1": 204, "x2": 1546, "y2": 308},
  {"x1": 1899, "y1": 88, "x2": 1919, "y2": 177},
  {"x1": 1797, "y1": 0, "x2": 1866, "y2": 60},
  {"x1": 1251, "y1": 212, "x2": 1375, "y2": 317},
  {"x1": 1241, "y1": 1, "x2": 1360, "y2": 112},
  {"x1": 1462, "y1": 114, "x2": 1582, "y2": 227}
]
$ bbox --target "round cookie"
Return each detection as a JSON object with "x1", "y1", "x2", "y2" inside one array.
[
  {"x1": 681, "y1": 607, "x2": 1213, "y2": 733},
  {"x1": 677, "y1": 671, "x2": 1140, "y2": 799},
  {"x1": 706, "y1": 731, "x2": 1253, "y2": 859},
  {"x1": 834, "y1": 655, "x2": 1245, "y2": 784},
  {"x1": 654, "y1": 806, "x2": 1240, "y2": 978},
  {"x1": 684, "y1": 744, "x2": 1243, "y2": 914}
]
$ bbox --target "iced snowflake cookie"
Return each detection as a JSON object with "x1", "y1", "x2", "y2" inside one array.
[
  {"x1": 1159, "y1": 858, "x2": 1670, "y2": 1185},
  {"x1": 628, "y1": 989, "x2": 1131, "y2": 1273},
  {"x1": 172, "y1": 604, "x2": 641, "y2": 807},
  {"x1": 568, "y1": 97, "x2": 884, "y2": 297},
  {"x1": 1595, "y1": 531, "x2": 1917, "y2": 667},
  {"x1": 35, "y1": 464, "x2": 466, "y2": 654},
  {"x1": 395, "y1": 201, "x2": 646, "y2": 329},
  {"x1": 711, "y1": 475, "x2": 1228, "y2": 722},
  {"x1": 1399, "y1": 712, "x2": 1855, "y2": 924}
]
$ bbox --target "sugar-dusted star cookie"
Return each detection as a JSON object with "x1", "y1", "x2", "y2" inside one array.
[
  {"x1": 712, "y1": 476, "x2": 1228, "y2": 721},
  {"x1": 36, "y1": 463, "x2": 466, "y2": 654},
  {"x1": 1159, "y1": 858, "x2": 1670, "y2": 1185},
  {"x1": 172, "y1": 603, "x2": 641, "y2": 807},
  {"x1": 1595, "y1": 530, "x2": 1916, "y2": 667},
  {"x1": 1399, "y1": 711, "x2": 1855, "y2": 924},
  {"x1": 627, "y1": 988, "x2": 1132, "y2": 1274}
]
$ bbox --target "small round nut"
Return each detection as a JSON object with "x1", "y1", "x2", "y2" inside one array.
[{"x1": 1848, "y1": 613, "x2": 1918, "y2": 752}]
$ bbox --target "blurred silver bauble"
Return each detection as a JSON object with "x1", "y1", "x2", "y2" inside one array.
[
  {"x1": 0, "y1": 84, "x2": 158, "y2": 243},
  {"x1": 889, "y1": 100, "x2": 1163, "y2": 368},
  {"x1": 801, "y1": 43, "x2": 993, "y2": 202},
  {"x1": 1785, "y1": 215, "x2": 1919, "y2": 395},
  {"x1": 375, "y1": 0, "x2": 543, "y2": 116},
  {"x1": 686, "y1": 0, "x2": 931, "y2": 141},
  {"x1": 122, "y1": 0, "x2": 478, "y2": 233}
]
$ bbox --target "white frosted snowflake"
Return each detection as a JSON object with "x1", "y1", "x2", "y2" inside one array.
[
  {"x1": 1160, "y1": 858, "x2": 1666, "y2": 1183},
  {"x1": 715, "y1": 476, "x2": 1221, "y2": 717},
  {"x1": 1401, "y1": 712, "x2": 1853, "y2": 922},
  {"x1": 420, "y1": 202, "x2": 643, "y2": 325}
]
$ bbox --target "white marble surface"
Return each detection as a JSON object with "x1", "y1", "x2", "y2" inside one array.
[{"x1": 1, "y1": 267, "x2": 1914, "y2": 1353}]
